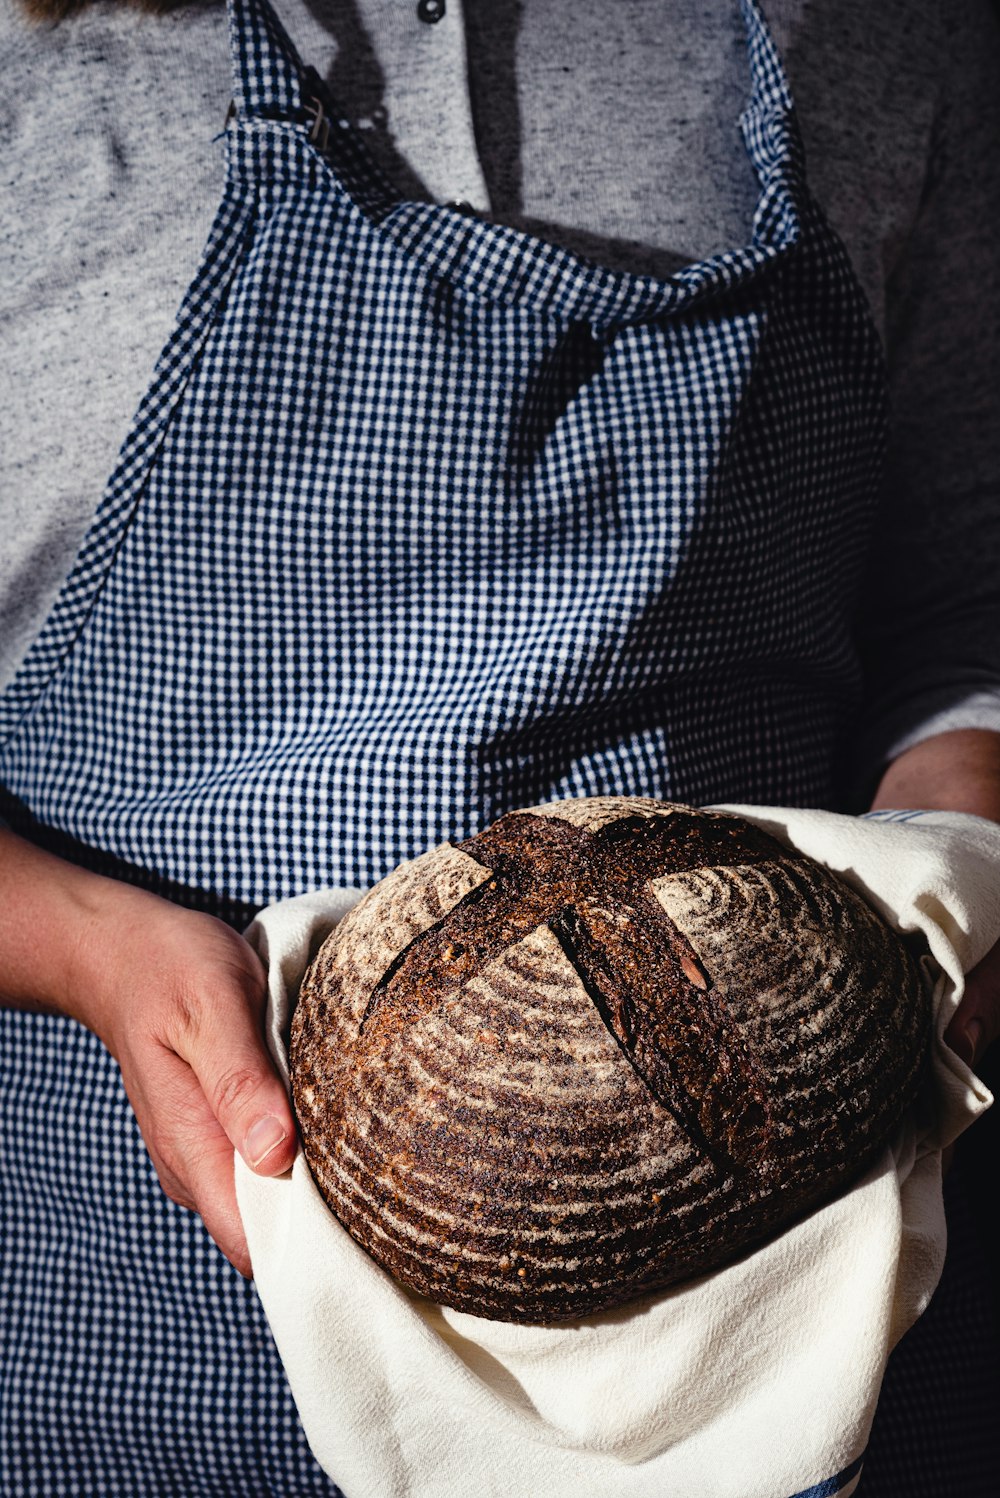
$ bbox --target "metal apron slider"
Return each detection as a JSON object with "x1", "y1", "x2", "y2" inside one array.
[
  {"x1": 305, "y1": 95, "x2": 331, "y2": 152},
  {"x1": 219, "y1": 94, "x2": 330, "y2": 152}
]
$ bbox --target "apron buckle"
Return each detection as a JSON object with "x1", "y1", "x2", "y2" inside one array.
[
  {"x1": 219, "y1": 97, "x2": 329, "y2": 153},
  {"x1": 305, "y1": 96, "x2": 331, "y2": 153}
]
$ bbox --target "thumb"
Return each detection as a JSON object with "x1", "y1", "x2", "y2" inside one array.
[{"x1": 189, "y1": 1004, "x2": 298, "y2": 1176}]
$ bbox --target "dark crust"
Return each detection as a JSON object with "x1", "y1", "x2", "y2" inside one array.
[{"x1": 290, "y1": 797, "x2": 932, "y2": 1323}]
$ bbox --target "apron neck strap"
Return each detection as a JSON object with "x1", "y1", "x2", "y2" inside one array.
[
  {"x1": 227, "y1": 0, "x2": 306, "y2": 121},
  {"x1": 740, "y1": 0, "x2": 795, "y2": 119}
]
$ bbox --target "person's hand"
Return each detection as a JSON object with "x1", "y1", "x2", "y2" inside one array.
[
  {"x1": 939, "y1": 937, "x2": 1000, "y2": 1175},
  {"x1": 0, "y1": 830, "x2": 295, "y2": 1278},
  {"x1": 868, "y1": 725, "x2": 1000, "y2": 1123},
  {"x1": 67, "y1": 883, "x2": 296, "y2": 1278},
  {"x1": 944, "y1": 934, "x2": 1000, "y2": 1074}
]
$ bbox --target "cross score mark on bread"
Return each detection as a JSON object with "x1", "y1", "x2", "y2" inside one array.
[{"x1": 361, "y1": 810, "x2": 800, "y2": 1169}]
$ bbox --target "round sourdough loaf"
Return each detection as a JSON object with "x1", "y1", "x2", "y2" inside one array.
[{"x1": 289, "y1": 797, "x2": 930, "y2": 1323}]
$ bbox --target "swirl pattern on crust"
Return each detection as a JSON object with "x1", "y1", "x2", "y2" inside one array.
[{"x1": 290, "y1": 797, "x2": 930, "y2": 1323}]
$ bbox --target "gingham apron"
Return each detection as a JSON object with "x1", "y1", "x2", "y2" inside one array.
[{"x1": 0, "y1": 0, "x2": 889, "y2": 1490}]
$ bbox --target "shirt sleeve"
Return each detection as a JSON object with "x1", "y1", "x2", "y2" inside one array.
[{"x1": 848, "y1": 0, "x2": 1000, "y2": 802}]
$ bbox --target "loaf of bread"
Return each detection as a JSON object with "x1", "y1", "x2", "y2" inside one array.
[{"x1": 289, "y1": 797, "x2": 930, "y2": 1323}]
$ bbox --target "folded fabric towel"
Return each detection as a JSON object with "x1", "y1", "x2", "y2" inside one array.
[{"x1": 235, "y1": 806, "x2": 998, "y2": 1498}]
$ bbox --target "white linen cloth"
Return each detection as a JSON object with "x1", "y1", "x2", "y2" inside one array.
[{"x1": 235, "y1": 806, "x2": 998, "y2": 1498}]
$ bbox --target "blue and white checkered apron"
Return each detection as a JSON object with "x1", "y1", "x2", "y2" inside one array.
[{"x1": 0, "y1": 0, "x2": 924, "y2": 1491}]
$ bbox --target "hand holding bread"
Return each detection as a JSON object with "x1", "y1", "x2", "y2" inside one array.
[{"x1": 0, "y1": 829, "x2": 295, "y2": 1278}]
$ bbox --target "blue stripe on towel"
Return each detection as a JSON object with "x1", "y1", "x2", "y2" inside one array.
[
  {"x1": 860, "y1": 808, "x2": 929, "y2": 823},
  {"x1": 788, "y1": 1452, "x2": 865, "y2": 1497}
]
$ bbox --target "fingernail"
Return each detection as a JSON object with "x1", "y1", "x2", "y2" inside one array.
[
  {"x1": 953, "y1": 1019, "x2": 983, "y2": 1069},
  {"x1": 245, "y1": 1115, "x2": 288, "y2": 1168}
]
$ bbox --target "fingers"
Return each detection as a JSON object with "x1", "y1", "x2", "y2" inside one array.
[
  {"x1": 944, "y1": 935, "x2": 1000, "y2": 1069},
  {"x1": 126, "y1": 1043, "x2": 258, "y2": 1278},
  {"x1": 189, "y1": 1124, "x2": 257, "y2": 1281},
  {"x1": 946, "y1": 1019, "x2": 983, "y2": 1070}
]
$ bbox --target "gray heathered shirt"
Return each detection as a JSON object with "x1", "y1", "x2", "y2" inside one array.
[{"x1": 2, "y1": 0, "x2": 999, "y2": 798}]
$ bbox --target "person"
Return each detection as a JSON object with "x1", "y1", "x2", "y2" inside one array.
[{"x1": 1, "y1": 0, "x2": 998, "y2": 1492}]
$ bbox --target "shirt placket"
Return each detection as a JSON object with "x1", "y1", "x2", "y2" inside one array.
[{"x1": 353, "y1": 0, "x2": 491, "y2": 211}]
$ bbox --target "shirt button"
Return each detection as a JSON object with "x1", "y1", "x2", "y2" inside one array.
[{"x1": 417, "y1": 0, "x2": 445, "y2": 22}]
